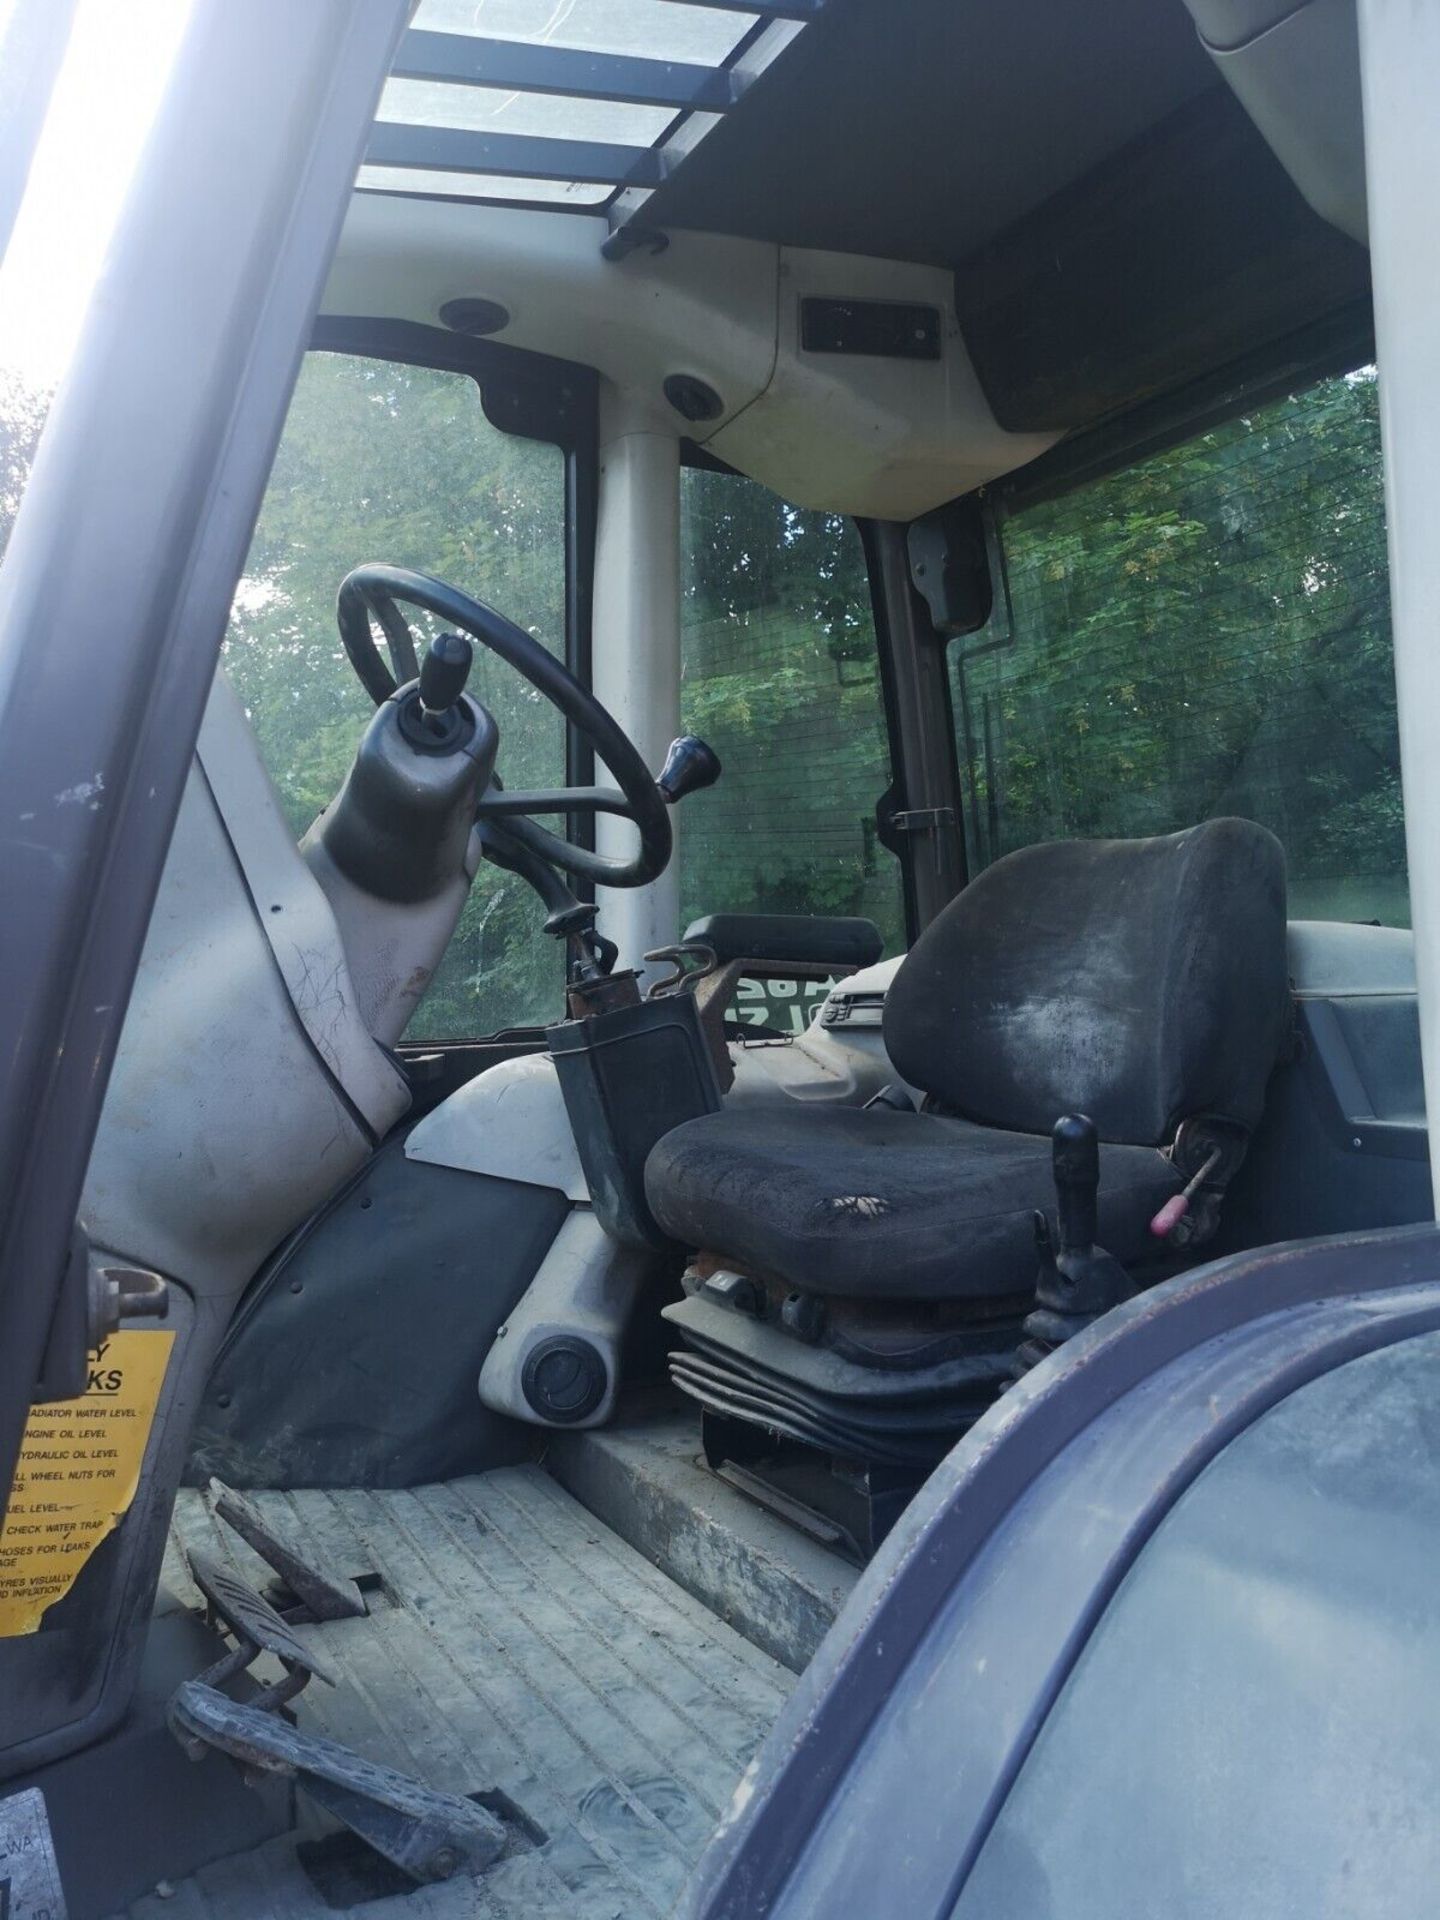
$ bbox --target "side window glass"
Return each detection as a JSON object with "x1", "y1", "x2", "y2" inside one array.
[
  {"x1": 224, "y1": 350, "x2": 568, "y2": 1039},
  {"x1": 951, "y1": 367, "x2": 1404, "y2": 924},
  {"x1": 678, "y1": 468, "x2": 903, "y2": 1031},
  {"x1": 952, "y1": 1330, "x2": 1440, "y2": 1919}
]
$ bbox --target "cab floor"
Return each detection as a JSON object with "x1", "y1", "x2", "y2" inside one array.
[{"x1": 125, "y1": 1466, "x2": 791, "y2": 1920}]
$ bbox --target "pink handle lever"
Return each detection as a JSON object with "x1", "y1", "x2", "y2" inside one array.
[{"x1": 1150, "y1": 1193, "x2": 1190, "y2": 1239}]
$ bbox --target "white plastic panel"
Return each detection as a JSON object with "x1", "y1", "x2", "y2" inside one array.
[
  {"x1": 82, "y1": 673, "x2": 415, "y2": 1299},
  {"x1": 1288, "y1": 921, "x2": 1415, "y2": 998},
  {"x1": 324, "y1": 194, "x2": 1061, "y2": 518},
  {"x1": 406, "y1": 1050, "x2": 591, "y2": 1198},
  {"x1": 1357, "y1": 0, "x2": 1440, "y2": 1211},
  {"x1": 1188, "y1": 0, "x2": 1368, "y2": 242},
  {"x1": 707, "y1": 247, "x2": 1058, "y2": 519},
  {"x1": 477, "y1": 1205, "x2": 654, "y2": 1428},
  {"x1": 196, "y1": 673, "x2": 411, "y2": 1127},
  {"x1": 326, "y1": 191, "x2": 778, "y2": 435},
  {"x1": 82, "y1": 764, "x2": 386, "y2": 1298}
]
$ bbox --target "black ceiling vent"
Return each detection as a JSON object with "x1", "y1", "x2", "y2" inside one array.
[
  {"x1": 664, "y1": 373, "x2": 724, "y2": 423},
  {"x1": 439, "y1": 297, "x2": 511, "y2": 338}
]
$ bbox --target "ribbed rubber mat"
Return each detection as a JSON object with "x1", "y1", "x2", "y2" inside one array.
[{"x1": 121, "y1": 1467, "x2": 790, "y2": 1920}]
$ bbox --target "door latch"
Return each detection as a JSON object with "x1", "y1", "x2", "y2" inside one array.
[{"x1": 889, "y1": 806, "x2": 957, "y2": 832}]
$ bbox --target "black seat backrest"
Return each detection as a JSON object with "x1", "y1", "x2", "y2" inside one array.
[{"x1": 883, "y1": 819, "x2": 1289, "y2": 1147}]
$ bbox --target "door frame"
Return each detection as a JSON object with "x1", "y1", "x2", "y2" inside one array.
[{"x1": 0, "y1": 0, "x2": 412, "y2": 1525}]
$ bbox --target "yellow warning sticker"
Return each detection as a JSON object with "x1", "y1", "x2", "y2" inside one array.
[{"x1": 0, "y1": 1330, "x2": 174, "y2": 1636}]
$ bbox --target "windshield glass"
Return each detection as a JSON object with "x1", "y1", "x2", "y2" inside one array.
[{"x1": 224, "y1": 349, "x2": 567, "y2": 1041}]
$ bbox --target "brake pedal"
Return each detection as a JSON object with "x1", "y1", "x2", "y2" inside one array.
[{"x1": 186, "y1": 1549, "x2": 338, "y2": 1704}]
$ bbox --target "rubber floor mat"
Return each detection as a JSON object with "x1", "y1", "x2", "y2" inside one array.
[{"x1": 120, "y1": 1466, "x2": 791, "y2": 1919}]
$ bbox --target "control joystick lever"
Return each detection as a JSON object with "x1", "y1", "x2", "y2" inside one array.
[
  {"x1": 421, "y1": 631, "x2": 473, "y2": 716},
  {"x1": 399, "y1": 633, "x2": 474, "y2": 751},
  {"x1": 1014, "y1": 1114, "x2": 1134, "y2": 1376}
]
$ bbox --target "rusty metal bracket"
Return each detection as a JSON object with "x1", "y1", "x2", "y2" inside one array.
[{"x1": 643, "y1": 941, "x2": 718, "y2": 998}]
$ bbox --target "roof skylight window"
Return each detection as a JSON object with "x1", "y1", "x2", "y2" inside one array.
[
  {"x1": 377, "y1": 78, "x2": 676, "y2": 150},
  {"x1": 359, "y1": 0, "x2": 821, "y2": 221},
  {"x1": 409, "y1": 0, "x2": 760, "y2": 68}
]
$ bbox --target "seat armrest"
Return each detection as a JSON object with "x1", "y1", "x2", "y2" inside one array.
[{"x1": 682, "y1": 913, "x2": 883, "y2": 971}]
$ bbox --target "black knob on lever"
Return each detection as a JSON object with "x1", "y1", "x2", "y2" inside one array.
[
  {"x1": 1052, "y1": 1111, "x2": 1100, "y2": 1256},
  {"x1": 1012, "y1": 1113, "x2": 1134, "y2": 1378},
  {"x1": 657, "y1": 734, "x2": 722, "y2": 804},
  {"x1": 420, "y1": 632, "x2": 473, "y2": 717},
  {"x1": 399, "y1": 633, "x2": 474, "y2": 752}
]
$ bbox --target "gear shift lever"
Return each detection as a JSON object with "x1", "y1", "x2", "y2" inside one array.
[{"x1": 1014, "y1": 1113, "x2": 1134, "y2": 1375}]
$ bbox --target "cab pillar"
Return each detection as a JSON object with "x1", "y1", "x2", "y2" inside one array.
[
  {"x1": 1358, "y1": 0, "x2": 1440, "y2": 1211},
  {"x1": 591, "y1": 381, "x2": 682, "y2": 975}
]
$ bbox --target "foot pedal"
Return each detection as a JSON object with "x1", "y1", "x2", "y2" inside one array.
[
  {"x1": 187, "y1": 1549, "x2": 337, "y2": 1704},
  {"x1": 209, "y1": 1478, "x2": 367, "y2": 1621},
  {"x1": 171, "y1": 1682, "x2": 505, "y2": 1882},
  {"x1": 175, "y1": 1552, "x2": 506, "y2": 1885}
]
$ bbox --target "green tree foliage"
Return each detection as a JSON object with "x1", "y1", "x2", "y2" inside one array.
[
  {"x1": 1, "y1": 350, "x2": 1405, "y2": 1050},
  {"x1": 953, "y1": 368, "x2": 1404, "y2": 923},
  {"x1": 678, "y1": 471, "x2": 904, "y2": 951},
  {"x1": 228, "y1": 356, "x2": 910, "y2": 1038},
  {"x1": 0, "y1": 351, "x2": 904, "y2": 1037},
  {"x1": 222, "y1": 352, "x2": 570, "y2": 1037}
]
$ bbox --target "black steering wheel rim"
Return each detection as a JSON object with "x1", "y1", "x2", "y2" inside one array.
[{"x1": 337, "y1": 563, "x2": 671, "y2": 889}]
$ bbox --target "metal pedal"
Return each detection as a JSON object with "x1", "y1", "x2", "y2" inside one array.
[
  {"x1": 209, "y1": 1478, "x2": 367, "y2": 1621},
  {"x1": 171, "y1": 1682, "x2": 506, "y2": 1883},
  {"x1": 185, "y1": 1549, "x2": 337, "y2": 1716}
]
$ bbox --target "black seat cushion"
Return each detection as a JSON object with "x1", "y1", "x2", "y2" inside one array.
[
  {"x1": 645, "y1": 1106, "x2": 1180, "y2": 1301},
  {"x1": 883, "y1": 818, "x2": 1289, "y2": 1146}
]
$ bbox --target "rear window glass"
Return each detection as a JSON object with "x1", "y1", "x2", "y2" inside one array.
[{"x1": 678, "y1": 468, "x2": 904, "y2": 1029}]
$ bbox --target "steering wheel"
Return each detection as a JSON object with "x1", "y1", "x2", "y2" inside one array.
[{"x1": 336, "y1": 564, "x2": 671, "y2": 889}]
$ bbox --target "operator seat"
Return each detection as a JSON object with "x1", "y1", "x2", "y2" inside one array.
[{"x1": 646, "y1": 819, "x2": 1290, "y2": 1470}]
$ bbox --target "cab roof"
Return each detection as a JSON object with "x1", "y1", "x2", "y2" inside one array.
[{"x1": 355, "y1": 0, "x2": 1371, "y2": 459}]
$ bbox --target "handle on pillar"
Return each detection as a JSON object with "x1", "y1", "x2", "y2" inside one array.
[{"x1": 657, "y1": 734, "x2": 722, "y2": 804}]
